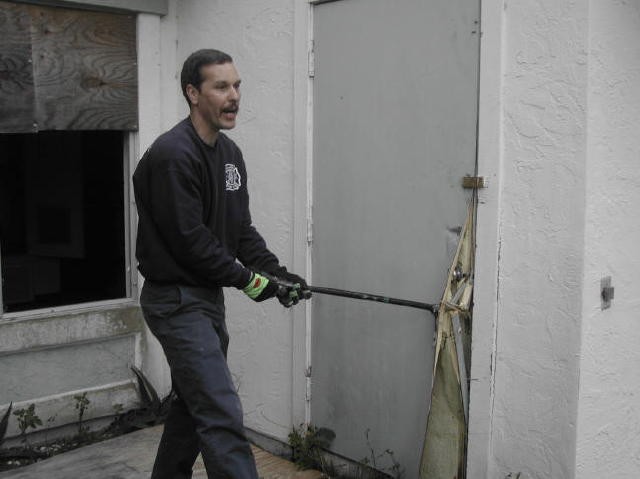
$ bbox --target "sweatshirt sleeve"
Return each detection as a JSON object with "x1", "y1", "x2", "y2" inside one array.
[
  {"x1": 236, "y1": 210, "x2": 281, "y2": 274},
  {"x1": 148, "y1": 146, "x2": 252, "y2": 289},
  {"x1": 234, "y1": 162, "x2": 281, "y2": 274}
]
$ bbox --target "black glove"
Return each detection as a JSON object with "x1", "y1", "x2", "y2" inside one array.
[
  {"x1": 242, "y1": 272, "x2": 279, "y2": 302},
  {"x1": 269, "y1": 267, "x2": 312, "y2": 308}
]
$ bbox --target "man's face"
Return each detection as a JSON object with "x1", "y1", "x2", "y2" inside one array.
[{"x1": 188, "y1": 62, "x2": 241, "y2": 131}]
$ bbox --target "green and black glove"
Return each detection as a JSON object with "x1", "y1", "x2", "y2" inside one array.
[
  {"x1": 269, "y1": 267, "x2": 312, "y2": 308},
  {"x1": 242, "y1": 272, "x2": 279, "y2": 302}
]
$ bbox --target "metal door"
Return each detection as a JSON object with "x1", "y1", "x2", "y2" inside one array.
[{"x1": 311, "y1": 0, "x2": 479, "y2": 476}]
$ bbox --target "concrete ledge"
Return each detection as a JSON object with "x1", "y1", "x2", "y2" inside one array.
[
  {"x1": 1, "y1": 381, "x2": 139, "y2": 441},
  {"x1": 0, "y1": 305, "x2": 143, "y2": 355}
]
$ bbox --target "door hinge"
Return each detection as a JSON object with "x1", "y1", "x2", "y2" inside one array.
[
  {"x1": 305, "y1": 366, "x2": 312, "y2": 402},
  {"x1": 307, "y1": 218, "x2": 313, "y2": 245},
  {"x1": 308, "y1": 40, "x2": 315, "y2": 78},
  {"x1": 601, "y1": 276, "x2": 614, "y2": 310},
  {"x1": 462, "y1": 176, "x2": 486, "y2": 189}
]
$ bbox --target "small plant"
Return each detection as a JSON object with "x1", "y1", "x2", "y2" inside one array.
[
  {"x1": 73, "y1": 393, "x2": 91, "y2": 437},
  {"x1": 359, "y1": 429, "x2": 404, "y2": 479},
  {"x1": 0, "y1": 373, "x2": 176, "y2": 473},
  {"x1": 288, "y1": 426, "x2": 402, "y2": 479},
  {"x1": 13, "y1": 404, "x2": 42, "y2": 444},
  {"x1": 131, "y1": 366, "x2": 161, "y2": 414},
  {"x1": 288, "y1": 423, "x2": 336, "y2": 471},
  {"x1": 385, "y1": 451, "x2": 404, "y2": 479},
  {"x1": 105, "y1": 367, "x2": 174, "y2": 436}
]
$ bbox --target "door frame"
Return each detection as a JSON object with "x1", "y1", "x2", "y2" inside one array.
[
  {"x1": 292, "y1": 0, "x2": 505, "y2": 477},
  {"x1": 464, "y1": 0, "x2": 504, "y2": 477}
]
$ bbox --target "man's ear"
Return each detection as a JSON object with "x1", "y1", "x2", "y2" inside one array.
[{"x1": 186, "y1": 84, "x2": 199, "y2": 106}]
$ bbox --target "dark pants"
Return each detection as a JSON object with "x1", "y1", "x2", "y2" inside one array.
[{"x1": 140, "y1": 281, "x2": 259, "y2": 479}]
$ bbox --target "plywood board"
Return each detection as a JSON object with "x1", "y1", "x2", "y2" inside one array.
[
  {"x1": 30, "y1": 4, "x2": 137, "y2": 130},
  {"x1": 0, "y1": 2, "x2": 35, "y2": 133},
  {"x1": 12, "y1": 0, "x2": 167, "y2": 15}
]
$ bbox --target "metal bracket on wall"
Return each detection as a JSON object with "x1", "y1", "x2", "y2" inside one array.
[
  {"x1": 462, "y1": 176, "x2": 486, "y2": 189},
  {"x1": 601, "y1": 276, "x2": 614, "y2": 310}
]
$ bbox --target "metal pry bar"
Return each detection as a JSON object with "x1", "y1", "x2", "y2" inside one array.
[
  {"x1": 308, "y1": 286, "x2": 438, "y2": 315},
  {"x1": 260, "y1": 272, "x2": 438, "y2": 316}
]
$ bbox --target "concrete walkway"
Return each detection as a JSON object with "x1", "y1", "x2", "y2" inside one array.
[{"x1": 0, "y1": 426, "x2": 323, "y2": 479}]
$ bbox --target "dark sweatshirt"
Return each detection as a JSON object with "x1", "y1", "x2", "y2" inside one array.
[{"x1": 133, "y1": 118, "x2": 280, "y2": 289}]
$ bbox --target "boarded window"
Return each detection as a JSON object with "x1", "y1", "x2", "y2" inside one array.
[
  {"x1": 0, "y1": 1, "x2": 137, "y2": 132},
  {"x1": 0, "y1": 2, "x2": 135, "y2": 313}
]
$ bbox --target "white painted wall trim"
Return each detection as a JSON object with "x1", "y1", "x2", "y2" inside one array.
[
  {"x1": 474, "y1": 1, "x2": 589, "y2": 476},
  {"x1": 158, "y1": 0, "x2": 180, "y2": 131},
  {"x1": 137, "y1": 13, "x2": 164, "y2": 154},
  {"x1": 291, "y1": 0, "x2": 313, "y2": 427},
  {"x1": 467, "y1": 0, "x2": 505, "y2": 477},
  {"x1": 136, "y1": 12, "x2": 172, "y2": 396}
]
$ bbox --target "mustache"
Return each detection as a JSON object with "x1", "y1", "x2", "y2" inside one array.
[{"x1": 222, "y1": 102, "x2": 239, "y2": 113}]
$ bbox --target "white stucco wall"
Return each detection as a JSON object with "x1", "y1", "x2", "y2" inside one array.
[
  {"x1": 481, "y1": 1, "x2": 588, "y2": 477},
  {"x1": 576, "y1": 1, "x2": 640, "y2": 477},
  {"x1": 471, "y1": 1, "x2": 640, "y2": 478}
]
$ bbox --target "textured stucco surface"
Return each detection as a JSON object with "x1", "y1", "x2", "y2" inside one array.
[
  {"x1": 576, "y1": 1, "x2": 640, "y2": 477},
  {"x1": 488, "y1": 1, "x2": 588, "y2": 477}
]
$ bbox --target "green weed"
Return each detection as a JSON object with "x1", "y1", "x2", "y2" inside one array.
[
  {"x1": 13, "y1": 404, "x2": 42, "y2": 444},
  {"x1": 288, "y1": 423, "x2": 335, "y2": 471},
  {"x1": 73, "y1": 393, "x2": 91, "y2": 437}
]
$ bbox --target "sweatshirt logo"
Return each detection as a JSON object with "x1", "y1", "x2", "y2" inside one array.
[{"x1": 225, "y1": 164, "x2": 242, "y2": 191}]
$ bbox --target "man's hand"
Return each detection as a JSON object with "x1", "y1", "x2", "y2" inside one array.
[
  {"x1": 276, "y1": 287, "x2": 301, "y2": 308},
  {"x1": 242, "y1": 272, "x2": 279, "y2": 302},
  {"x1": 268, "y1": 268, "x2": 312, "y2": 308}
]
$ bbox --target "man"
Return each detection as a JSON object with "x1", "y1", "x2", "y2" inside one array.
[{"x1": 133, "y1": 49, "x2": 310, "y2": 479}]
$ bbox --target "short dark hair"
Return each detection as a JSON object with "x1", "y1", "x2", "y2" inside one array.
[{"x1": 181, "y1": 49, "x2": 233, "y2": 107}]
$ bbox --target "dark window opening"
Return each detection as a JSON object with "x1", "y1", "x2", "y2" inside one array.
[{"x1": 0, "y1": 131, "x2": 127, "y2": 313}]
